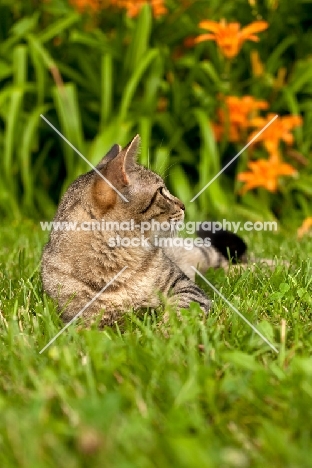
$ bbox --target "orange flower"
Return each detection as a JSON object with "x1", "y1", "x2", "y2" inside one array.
[
  {"x1": 250, "y1": 50, "x2": 264, "y2": 76},
  {"x1": 70, "y1": 0, "x2": 104, "y2": 12},
  {"x1": 237, "y1": 157, "x2": 297, "y2": 194},
  {"x1": 298, "y1": 218, "x2": 312, "y2": 238},
  {"x1": 70, "y1": 0, "x2": 167, "y2": 17},
  {"x1": 248, "y1": 113, "x2": 303, "y2": 161},
  {"x1": 194, "y1": 19, "x2": 268, "y2": 58},
  {"x1": 213, "y1": 96, "x2": 268, "y2": 142},
  {"x1": 111, "y1": 0, "x2": 167, "y2": 17}
]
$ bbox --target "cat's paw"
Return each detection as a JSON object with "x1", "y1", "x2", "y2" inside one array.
[{"x1": 178, "y1": 297, "x2": 212, "y2": 316}]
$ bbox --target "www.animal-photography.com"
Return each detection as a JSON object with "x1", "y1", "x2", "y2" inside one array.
[{"x1": 1, "y1": 1, "x2": 312, "y2": 467}]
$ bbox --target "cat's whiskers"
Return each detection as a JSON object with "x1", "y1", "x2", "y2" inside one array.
[
  {"x1": 158, "y1": 162, "x2": 177, "y2": 180},
  {"x1": 154, "y1": 159, "x2": 170, "y2": 177},
  {"x1": 151, "y1": 139, "x2": 166, "y2": 174},
  {"x1": 165, "y1": 226, "x2": 175, "y2": 256}
]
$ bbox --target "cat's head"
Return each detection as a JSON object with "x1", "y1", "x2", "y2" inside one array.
[{"x1": 91, "y1": 135, "x2": 185, "y2": 227}]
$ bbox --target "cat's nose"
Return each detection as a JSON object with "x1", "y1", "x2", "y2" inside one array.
[{"x1": 175, "y1": 198, "x2": 185, "y2": 210}]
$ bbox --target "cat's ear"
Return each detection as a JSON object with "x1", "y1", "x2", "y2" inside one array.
[
  {"x1": 96, "y1": 135, "x2": 140, "y2": 171},
  {"x1": 122, "y1": 134, "x2": 141, "y2": 169},
  {"x1": 92, "y1": 135, "x2": 141, "y2": 213},
  {"x1": 102, "y1": 134, "x2": 140, "y2": 186},
  {"x1": 96, "y1": 143, "x2": 122, "y2": 167}
]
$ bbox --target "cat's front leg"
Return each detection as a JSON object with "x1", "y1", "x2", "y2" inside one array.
[
  {"x1": 164, "y1": 244, "x2": 228, "y2": 281},
  {"x1": 166, "y1": 269, "x2": 211, "y2": 314}
]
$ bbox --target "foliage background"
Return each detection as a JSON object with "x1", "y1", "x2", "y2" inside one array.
[
  {"x1": 0, "y1": 0, "x2": 312, "y2": 227},
  {"x1": 1, "y1": 2, "x2": 312, "y2": 467}
]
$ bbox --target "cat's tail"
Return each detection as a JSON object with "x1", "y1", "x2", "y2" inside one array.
[
  {"x1": 197, "y1": 223, "x2": 289, "y2": 271},
  {"x1": 197, "y1": 224, "x2": 247, "y2": 264}
]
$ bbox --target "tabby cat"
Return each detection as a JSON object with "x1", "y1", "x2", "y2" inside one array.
[{"x1": 41, "y1": 135, "x2": 246, "y2": 326}]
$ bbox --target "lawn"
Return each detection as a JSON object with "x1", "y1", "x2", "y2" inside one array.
[{"x1": 0, "y1": 220, "x2": 312, "y2": 468}]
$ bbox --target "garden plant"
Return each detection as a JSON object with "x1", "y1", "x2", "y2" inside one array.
[{"x1": 1, "y1": 0, "x2": 312, "y2": 466}]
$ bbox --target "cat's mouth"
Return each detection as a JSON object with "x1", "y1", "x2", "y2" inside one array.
[{"x1": 169, "y1": 210, "x2": 185, "y2": 223}]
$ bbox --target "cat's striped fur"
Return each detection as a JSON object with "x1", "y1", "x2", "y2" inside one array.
[{"x1": 41, "y1": 135, "x2": 244, "y2": 326}]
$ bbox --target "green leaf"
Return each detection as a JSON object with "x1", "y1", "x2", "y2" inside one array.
[
  {"x1": 0, "y1": 59, "x2": 12, "y2": 80},
  {"x1": 200, "y1": 61, "x2": 221, "y2": 85},
  {"x1": 279, "y1": 283, "x2": 290, "y2": 294},
  {"x1": 257, "y1": 321, "x2": 275, "y2": 345},
  {"x1": 52, "y1": 83, "x2": 85, "y2": 180},
  {"x1": 124, "y1": 4, "x2": 152, "y2": 72},
  {"x1": 169, "y1": 165, "x2": 197, "y2": 220},
  {"x1": 193, "y1": 108, "x2": 228, "y2": 214},
  {"x1": 289, "y1": 59, "x2": 312, "y2": 94},
  {"x1": 138, "y1": 117, "x2": 152, "y2": 167},
  {"x1": 266, "y1": 36, "x2": 297, "y2": 74},
  {"x1": 38, "y1": 12, "x2": 80, "y2": 43},
  {"x1": 88, "y1": 120, "x2": 133, "y2": 166},
  {"x1": 222, "y1": 351, "x2": 260, "y2": 372},
  {"x1": 4, "y1": 88, "x2": 24, "y2": 179},
  {"x1": 9, "y1": 13, "x2": 39, "y2": 38},
  {"x1": 27, "y1": 33, "x2": 55, "y2": 69},
  {"x1": 20, "y1": 104, "x2": 50, "y2": 207},
  {"x1": 13, "y1": 45, "x2": 27, "y2": 86},
  {"x1": 119, "y1": 49, "x2": 159, "y2": 121},
  {"x1": 100, "y1": 53, "x2": 113, "y2": 127}
]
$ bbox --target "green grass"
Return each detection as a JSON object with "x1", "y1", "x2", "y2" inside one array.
[{"x1": 0, "y1": 219, "x2": 312, "y2": 468}]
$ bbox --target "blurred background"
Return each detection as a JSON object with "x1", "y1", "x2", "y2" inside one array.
[{"x1": 0, "y1": 0, "x2": 311, "y2": 230}]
